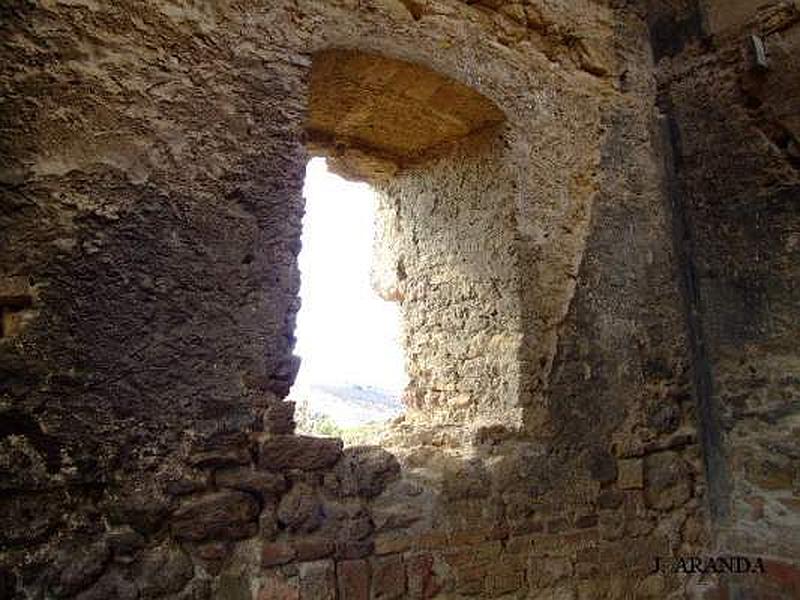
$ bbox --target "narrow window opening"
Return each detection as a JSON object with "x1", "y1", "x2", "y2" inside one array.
[{"x1": 289, "y1": 157, "x2": 407, "y2": 444}]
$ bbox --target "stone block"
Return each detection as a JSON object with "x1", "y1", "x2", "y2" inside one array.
[
  {"x1": 2, "y1": 308, "x2": 35, "y2": 337},
  {"x1": 505, "y1": 534, "x2": 535, "y2": 554},
  {"x1": 587, "y1": 449, "x2": 617, "y2": 484},
  {"x1": 260, "y1": 435, "x2": 343, "y2": 471},
  {"x1": 172, "y1": 491, "x2": 259, "y2": 542},
  {"x1": 453, "y1": 562, "x2": 486, "y2": 596},
  {"x1": 164, "y1": 477, "x2": 207, "y2": 497},
  {"x1": 327, "y1": 445, "x2": 401, "y2": 498},
  {"x1": 617, "y1": 459, "x2": 643, "y2": 490},
  {"x1": 278, "y1": 482, "x2": 322, "y2": 533},
  {"x1": 528, "y1": 556, "x2": 572, "y2": 588},
  {"x1": 374, "y1": 533, "x2": 412, "y2": 555},
  {"x1": 336, "y1": 540, "x2": 375, "y2": 560},
  {"x1": 264, "y1": 401, "x2": 296, "y2": 434},
  {"x1": 260, "y1": 502, "x2": 280, "y2": 541},
  {"x1": 546, "y1": 517, "x2": 570, "y2": 533},
  {"x1": 109, "y1": 493, "x2": 171, "y2": 537},
  {"x1": 575, "y1": 514, "x2": 598, "y2": 529},
  {"x1": 106, "y1": 528, "x2": 145, "y2": 564},
  {"x1": 337, "y1": 559, "x2": 370, "y2": 600},
  {"x1": 643, "y1": 451, "x2": 691, "y2": 510},
  {"x1": 486, "y1": 561, "x2": 523, "y2": 596},
  {"x1": 293, "y1": 537, "x2": 334, "y2": 561},
  {"x1": 299, "y1": 560, "x2": 336, "y2": 600},
  {"x1": 134, "y1": 543, "x2": 193, "y2": 598},
  {"x1": 215, "y1": 467, "x2": 286, "y2": 500},
  {"x1": 0, "y1": 276, "x2": 32, "y2": 307},
  {"x1": 258, "y1": 572, "x2": 299, "y2": 600},
  {"x1": 190, "y1": 541, "x2": 232, "y2": 575},
  {"x1": 595, "y1": 489, "x2": 624, "y2": 510},
  {"x1": 48, "y1": 541, "x2": 110, "y2": 597},
  {"x1": 189, "y1": 432, "x2": 253, "y2": 469},
  {"x1": 262, "y1": 542, "x2": 296, "y2": 567}
]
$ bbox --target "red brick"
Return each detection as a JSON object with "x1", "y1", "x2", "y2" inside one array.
[
  {"x1": 371, "y1": 554, "x2": 406, "y2": 599},
  {"x1": 764, "y1": 559, "x2": 800, "y2": 596},
  {"x1": 406, "y1": 552, "x2": 441, "y2": 599},
  {"x1": 262, "y1": 542, "x2": 296, "y2": 567},
  {"x1": 337, "y1": 559, "x2": 370, "y2": 600}
]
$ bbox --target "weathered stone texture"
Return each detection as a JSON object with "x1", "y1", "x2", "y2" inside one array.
[{"x1": 0, "y1": 0, "x2": 797, "y2": 598}]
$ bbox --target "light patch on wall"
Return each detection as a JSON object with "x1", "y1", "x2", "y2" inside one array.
[{"x1": 289, "y1": 158, "x2": 406, "y2": 429}]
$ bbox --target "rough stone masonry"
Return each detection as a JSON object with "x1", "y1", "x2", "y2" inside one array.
[{"x1": 0, "y1": 0, "x2": 798, "y2": 598}]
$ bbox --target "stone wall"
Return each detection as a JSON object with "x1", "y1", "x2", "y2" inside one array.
[
  {"x1": 651, "y1": 0, "x2": 800, "y2": 597},
  {"x1": 372, "y1": 130, "x2": 524, "y2": 428},
  {"x1": 0, "y1": 0, "x2": 796, "y2": 598}
]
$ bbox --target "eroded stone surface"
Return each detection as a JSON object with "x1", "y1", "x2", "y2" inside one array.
[
  {"x1": 0, "y1": 0, "x2": 797, "y2": 598},
  {"x1": 172, "y1": 491, "x2": 260, "y2": 542}
]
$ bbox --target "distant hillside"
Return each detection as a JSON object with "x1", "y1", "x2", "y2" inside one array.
[{"x1": 290, "y1": 382, "x2": 404, "y2": 429}]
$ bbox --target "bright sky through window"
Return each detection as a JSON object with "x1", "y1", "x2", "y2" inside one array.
[{"x1": 291, "y1": 158, "x2": 407, "y2": 396}]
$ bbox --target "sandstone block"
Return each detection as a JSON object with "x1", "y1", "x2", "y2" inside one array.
[
  {"x1": 453, "y1": 562, "x2": 486, "y2": 596},
  {"x1": 618, "y1": 459, "x2": 644, "y2": 489},
  {"x1": 215, "y1": 467, "x2": 286, "y2": 500},
  {"x1": 260, "y1": 435, "x2": 343, "y2": 471},
  {"x1": 134, "y1": 543, "x2": 193, "y2": 599},
  {"x1": 258, "y1": 572, "x2": 299, "y2": 600},
  {"x1": 643, "y1": 451, "x2": 691, "y2": 510},
  {"x1": 0, "y1": 276, "x2": 32, "y2": 307},
  {"x1": 262, "y1": 542, "x2": 296, "y2": 567},
  {"x1": 292, "y1": 537, "x2": 334, "y2": 561},
  {"x1": 189, "y1": 432, "x2": 253, "y2": 469},
  {"x1": 278, "y1": 482, "x2": 322, "y2": 533},
  {"x1": 546, "y1": 517, "x2": 570, "y2": 533},
  {"x1": 299, "y1": 560, "x2": 336, "y2": 600},
  {"x1": 487, "y1": 561, "x2": 523, "y2": 596},
  {"x1": 596, "y1": 489, "x2": 624, "y2": 509},
  {"x1": 49, "y1": 541, "x2": 110, "y2": 597},
  {"x1": 374, "y1": 533, "x2": 412, "y2": 555},
  {"x1": 263, "y1": 401, "x2": 296, "y2": 434},
  {"x1": 172, "y1": 490, "x2": 259, "y2": 542},
  {"x1": 336, "y1": 540, "x2": 375, "y2": 559},
  {"x1": 327, "y1": 445, "x2": 400, "y2": 498},
  {"x1": 372, "y1": 504, "x2": 422, "y2": 531},
  {"x1": 109, "y1": 493, "x2": 170, "y2": 536},
  {"x1": 528, "y1": 556, "x2": 573, "y2": 588},
  {"x1": 587, "y1": 449, "x2": 617, "y2": 484},
  {"x1": 441, "y1": 460, "x2": 491, "y2": 501},
  {"x1": 190, "y1": 541, "x2": 232, "y2": 575},
  {"x1": 164, "y1": 477, "x2": 207, "y2": 497},
  {"x1": 575, "y1": 513, "x2": 598, "y2": 529},
  {"x1": 341, "y1": 513, "x2": 374, "y2": 542}
]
